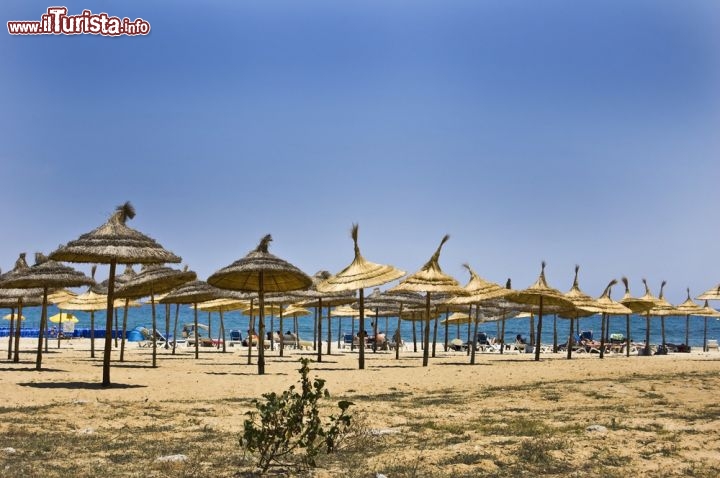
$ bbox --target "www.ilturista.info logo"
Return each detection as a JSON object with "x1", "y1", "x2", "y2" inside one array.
[{"x1": 7, "y1": 7, "x2": 150, "y2": 36}]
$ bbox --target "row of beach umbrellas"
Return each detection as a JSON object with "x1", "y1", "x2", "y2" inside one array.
[{"x1": 1, "y1": 202, "x2": 719, "y2": 387}]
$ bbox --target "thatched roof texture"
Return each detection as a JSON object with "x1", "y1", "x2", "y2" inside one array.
[
  {"x1": 49, "y1": 202, "x2": 181, "y2": 265},
  {"x1": 0, "y1": 253, "x2": 94, "y2": 290},
  {"x1": 674, "y1": 289, "x2": 705, "y2": 316},
  {"x1": 448, "y1": 264, "x2": 513, "y2": 305},
  {"x1": 208, "y1": 235, "x2": 311, "y2": 292},
  {"x1": 390, "y1": 235, "x2": 464, "y2": 295},
  {"x1": 593, "y1": 280, "x2": 633, "y2": 315},
  {"x1": 159, "y1": 281, "x2": 224, "y2": 305},
  {"x1": 115, "y1": 264, "x2": 196, "y2": 299},
  {"x1": 619, "y1": 277, "x2": 655, "y2": 313},
  {"x1": 316, "y1": 225, "x2": 405, "y2": 293}
]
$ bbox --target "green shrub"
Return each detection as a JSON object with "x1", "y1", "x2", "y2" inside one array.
[{"x1": 241, "y1": 358, "x2": 353, "y2": 472}]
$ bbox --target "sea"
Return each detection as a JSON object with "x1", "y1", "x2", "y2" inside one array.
[{"x1": 2, "y1": 302, "x2": 720, "y2": 348}]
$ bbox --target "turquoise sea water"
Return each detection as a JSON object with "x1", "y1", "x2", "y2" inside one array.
[{"x1": 3, "y1": 303, "x2": 720, "y2": 348}]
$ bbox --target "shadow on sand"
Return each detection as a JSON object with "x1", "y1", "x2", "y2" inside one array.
[{"x1": 19, "y1": 381, "x2": 147, "y2": 390}]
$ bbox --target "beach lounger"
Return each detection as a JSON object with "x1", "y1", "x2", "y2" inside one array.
[
  {"x1": 228, "y1": 330, "x2": 243, "y2": 347},
  {"x1": 706, "y1": 339, "x2": 718, "y2": 352}
]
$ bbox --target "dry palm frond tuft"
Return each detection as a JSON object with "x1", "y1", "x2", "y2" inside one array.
[
  {"x1": 91, "y1": 265, "x2": 97, "y2": 280},
  {"x1": 622, "y1": 276, "x2": 630, "y2": 293},
  {"x1": 659, "y1": 280, "x2": 667, "y2": 298},
  {"x1": 114, "y1": 202, "x2": 136, "y2": 224},
  {"x1": 351, "y1": 223, "x2": 360, "y2": 257},
  {"x1": 506, "y1": 278, "x2": 511, "y2": 289},
  {"x1": 256, "y1": 234, "x2": 272, "y2": 253},
  {"x1": 642, "y1": 278, "x2": 650, "y2": 295},
  {"x1": 34, "y1": 253, "x2": 48, "y2": 265},
  {"x1": 601, "y1": 279, "x2": 618, "y2": 298},
  {"x1": 572, "y1": 265, "x2": 580, "y2": 287},
  {"x1": 15, "y1": 253, "x2": 27, "y2": 270}
]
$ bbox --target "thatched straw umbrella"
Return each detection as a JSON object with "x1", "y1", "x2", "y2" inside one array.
[
  {"x1": 49, "y1": 202, "x2": 181, "y2": 386},
  {"x1": 294, "y1": 271, "x2": 355, "y2": 361},
  {"x1": 619, "y1": 278, "x2": 655, "y2": 357},
  {"x1": 557, "y1": 266, "x2": 602, "y2": 359},
  {"x1": 195, "y1": 298, "x2": 249, "y2": 353},
  {"x1": 316, "y1": 225, "x2": 405, "y2": 370},
  {"x1": 446, "y1": 264, "x2": 514, "y2": 362},
  {"x1": 330, "y1": 304, "x2": 362, "y2": 349},
  {"x1": 646, "y1": 281, "x2": 679, "y2": 352},
  {"x1": 58, "y1": 284, "x2": 141, "y2": 357},
  {"x1": 208, "y1": 234, "x2": 311, "y2": 375},
  {"x1": 632, "y1": 279, "x2": 666, "y2": 355},
  {"x1": 160, "y1": 281, "x2": 225, "y2": 359},
  {"x1": 505, "y1": 262, "x2": 574, "y2": 361},
  {"x1": 93, "y1": 265, "x2": 137, "y2": 351},
  {"x1": 283, "y1": 304, "x2": 311, "y2": 348},
  {"x1": 263, "y1": 294, "x2": 302, "y2": 357},
  {"x1": 697, "y1": 284, "x2": 720, "y2": 301},
  {"x1": 593, "y1": 280, "x2": 632, "y2": 355},
  {"x1": 0, "y1": 253, "x2": 94, "y2": 370},
  {"x1": 116, "y1": 265, "x2": 196, "y2": 366},
  {"x1": 674, "y1": 289, "x2": 706, "y2": 349},
  {"x1": 390, "y1": 235, "x2": 464, "y2": 367},
  {"x1": 0, "y1": 256, "x2": 43, "y2": 362},
  {"x1": 695, "y1": 300, "x2": 720, "y2": 351}
]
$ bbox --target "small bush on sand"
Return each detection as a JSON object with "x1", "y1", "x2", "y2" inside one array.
[{"x1": 241, "y1": 358, "x2": 353, "y2": 473}]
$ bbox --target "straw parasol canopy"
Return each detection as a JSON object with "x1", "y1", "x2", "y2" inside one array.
[
  {"x1": 697, "y1": 284, "x2": 720, "y2": 301},
  {"x1": 195, "y1": 298, "x2": 249, "y2": 313},
  {"x1": 592, "y1": 279, "x2": 633, "y2": 358},
  {"x1": 440, "y1": 312, "x2": 471, "y2": 325},
  {"x1": 3, "y1": 313, "x2": 26, "y2": 320},
  {"x1": 0, "y1": 258, "x2": 45, "y2": 362},
  {"x1": 284, "y1": 304, "x2": 311, "y2": 317},
  {"x1": 447, "y1": 264, "x2": 513, "y2": 305},
  {"x1": 674, "y1": 288, "x2": 706, "y2": 348},
  {"x1": 390, "y1": 235, "x2": 465, "y2": 367},
  {"x1": 330, "y1": 304, "x2": 362, "y2": 317},
  {"x1": 49, "y1": 202, "x2": 181, "y2": 387},
  {"x1": 698, "y1": 300, "x2": 720, "y2": 351},
  {"x1": 208, "y1": 234, "x2": 311, "y2": 374},
  {"x1": 49, "y1": 312, "x2": 78, "y2": 324},
  {"x1": 647, "y1": 281, "x2": 681, "y2": 349},
  {"x1": 160, "y1": 281, "x2": 226, "y2": 359},
  {"x1": 316, "y1": 224, "x2": 405, "y2": 369},
  {"x1": 0, "y1": 253, "x2": 94, "y2": 369},
  {"x1": 557, "y1": 266, "x2": 602, "y2": 359},
  {"x1": 116, "y1": 264, "x2": 196, "y2": 367},
  {"x1": 505, "y1": 262, "x2": 575, "y2": 361}
]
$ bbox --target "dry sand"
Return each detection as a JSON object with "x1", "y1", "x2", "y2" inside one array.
[{"x1": 1, "y1": 338, "x2": 719, "y2": 477}]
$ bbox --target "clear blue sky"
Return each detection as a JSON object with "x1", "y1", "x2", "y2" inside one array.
[{"x1": 2, "y1": 0, "x2": 719, "y2": 303}]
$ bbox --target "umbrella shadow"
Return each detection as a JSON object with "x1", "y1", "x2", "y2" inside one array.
[
  {"x1": 19, "y1": 381, "x2": 147, "y2": 390},
  {"x1": 205, "y1": 371, "x2": 289, "y2": 377},
  {"x1": 0, "y1": 366, "x2": 67, "y2": 373}
]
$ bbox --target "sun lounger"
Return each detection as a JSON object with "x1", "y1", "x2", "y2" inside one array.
[{"x1": 707, "y1": 339, "x2": 719, "y2": 352}]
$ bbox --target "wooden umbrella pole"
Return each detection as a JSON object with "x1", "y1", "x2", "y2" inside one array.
[
  {"x1": 467, "y1": 305, "x2": 472, "y2": 356},
  {"x1": 703, "y1": 317, "x2": 708, "y2": 352},
  {"x1": 661, "y1": 316, "x2": 666, "y2": 348},
  {"x1": 471, "y1": 305, "x2": 480, "y2": 364},
  {"x1": 247, "y1": 298, "x2": 254, "y2": 365},
  {"x1": 372, "y1": 308, "x2": 378, "y2": 353},
  {"x1": 567, "y1": 314, "x2": 575, "y2": 359},
  {"x1": 626, "y1": 314, "x2": 631, "y2": 357},
  {"x1": 443, "y1": 310, "x2": 449, "y2": 352},
  {"x1": 151, "y1": 291, "x2": 157, "y2": 368},
  {"x1": 685, "y1": 315, "x2": 689, "y2": 348},
  {"x1": 278, "y1": 308, "x2": 284, "y2": 357},
  {"x1": 337, "y1": 317, "x2": 342, "y2": 348},
  {"x1": 120, "y1": 298, "x2": 130, "y2": 362},
  {"x1": 552, "y1": 314, "x2": 557, "y2": 353},
  {"x1": 395, "y1": 303, "x2": 403, "y2": 360},
  {"x1": 269, "y1": 310, "x2": 274, "y2": 352},
  {"x1": 219, "y1": 310, "x2": 226, "y2": 352},
  {"x1": 258, "y1": 271, "x2": 265, "y2": 375},
  {"x1": 193, "y1": 302, "x2": 199, "y2": 360},
  {"x1": 431, "y1": 308, "x2": 439, "y2": 358},
  {"x1": 350, "y1": 312, "x2": 355, "y2": 351},
  {"x1": 599, "y1": 313, "x2": 606, "y2": 359},
  {"x1": 534, "y1": 296, "x2": 543, "y2": 361},
  {"x1": 326, "y1": 305, "x2": 332, "y2": 356},
  {"x1": 644, "y1": 312, "x2": 651, "y2": 356},
  {"x1": 114, "y1": 308, "x2": 119, "y2": 348},
  {"x1": 358, "y1": 288, "x2": 365, "y2": 370},
  {"x1": 165, "y1": 303, "x2": 171, "y2": 349},
  {"x1": 317, "y1": 298, "x2": 323, "y2": 362},
  {"x1": 500, "y1": 315, "x2": 506, "y2": 355},
  {"x1": 36, "y1": 287, "x2": 49, "y2": 370},
  {"x1": 412, "y1": 314, "x2": 417, "y2": 353},
  {"x1": 172, "y1": 303, "x2": 180, "y2": 355},
  {"x1": 7, "y1": 307, "x2": 14, "y2": 360},
  {"x1": 102, "y1": 259, "x2": 117, "y2": 387},
  {"x1": 90, "y1": 310, "x2": 96, "y2": 358},
  {"x1": 13, "y1": 300, "x2": 23, "y2": 363},
  {"x1": 422, "y1": 293, "x2": 431, "y2": 367},
  {"x1": 313, "y1": 306, "x2": 318, "y2": 351}
]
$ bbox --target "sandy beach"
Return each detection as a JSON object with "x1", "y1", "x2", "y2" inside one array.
[{"x1": 1, "y1": 337, "x2": 719, "y2": 477}]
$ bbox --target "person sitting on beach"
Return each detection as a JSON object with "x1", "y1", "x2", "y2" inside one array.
[{"x1": 516, "y1": 334, "x2": 526, "y2": 344}]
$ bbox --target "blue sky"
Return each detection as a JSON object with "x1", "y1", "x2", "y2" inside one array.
[{"x1": 2, "y1": 0, "x2": 719, "y2": 303}]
